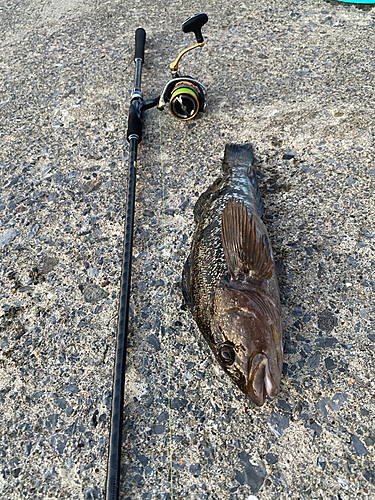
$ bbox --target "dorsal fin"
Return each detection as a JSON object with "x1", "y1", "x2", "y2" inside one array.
[{"x1": 221, "y1": 198, "x2": 273, "y2": 281}]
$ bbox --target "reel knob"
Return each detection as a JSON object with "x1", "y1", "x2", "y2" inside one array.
[
  {"x1": 169, "y1": 82, "x2": 200, "y2": 120},
  {"x1": 182, "y1": 13, "x2": 208, "y2": 44}
]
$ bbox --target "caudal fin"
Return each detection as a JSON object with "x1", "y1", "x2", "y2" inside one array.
[
  {"x1": 223, "y1": 143, "x2": 254, "y2": 172},
  {"x1": 223, "y1": 144, "x2": 264, "y2": 215}
]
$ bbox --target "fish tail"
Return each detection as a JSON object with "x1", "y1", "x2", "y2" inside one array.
[
  {"x1": 223, "y1": 143, "x2": 254, "y2": 172},
  {"x1": 223, "y1": 143, "x2": 264, "y2": 217}
]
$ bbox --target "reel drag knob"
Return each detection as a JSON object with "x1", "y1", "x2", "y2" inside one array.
[{"x1": 169, "y1": 82, "x2": 200, "y2": 120}]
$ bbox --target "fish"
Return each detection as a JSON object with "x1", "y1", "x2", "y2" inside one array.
[{"x1": 182, "y1": 143, "x2": 283, "y2": 406}]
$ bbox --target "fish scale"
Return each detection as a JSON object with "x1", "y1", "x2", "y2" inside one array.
[{"x1": 182, "y1": 143, "x2": 283, "y2": 406}]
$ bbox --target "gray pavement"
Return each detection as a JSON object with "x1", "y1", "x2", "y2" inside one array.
[{"x1": 1, "y1": 1, "x2": 374, "y2": 499}]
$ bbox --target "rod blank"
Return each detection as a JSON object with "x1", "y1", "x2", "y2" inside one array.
[{"x1": 105, "y1": 139, "x2": 137, "y2": 500}]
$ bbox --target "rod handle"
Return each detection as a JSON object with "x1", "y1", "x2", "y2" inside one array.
[
  {"x1": 134, "y1": 28, "x2": 146, "y2": 62},
  {"x1": 127, "y1": 100, "x2": 142, "y2": 142}
]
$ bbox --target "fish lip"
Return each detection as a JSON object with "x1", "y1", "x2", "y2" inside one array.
[
  {"x1": 246, "y1": 352, "x2": 278, "y2": 406},
  {"x1": 247, "y1": 383, "x2": 266, "y2": 407}
]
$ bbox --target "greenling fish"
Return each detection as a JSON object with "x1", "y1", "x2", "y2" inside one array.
[{"x1": 182, "y1": 143, "x2": 283, "y2": 406}]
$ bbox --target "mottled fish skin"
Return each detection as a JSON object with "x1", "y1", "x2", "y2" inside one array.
[{"x1": 182, "y1": 143, "x2": 283, "y2": 406}]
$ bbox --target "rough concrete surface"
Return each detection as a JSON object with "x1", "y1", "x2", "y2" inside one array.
[{"x1": 0, "y1": 0, "x2": 374, "y2": 499}]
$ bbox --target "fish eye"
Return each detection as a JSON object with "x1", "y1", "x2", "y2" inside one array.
[{"x1": 219, "y1": 344, "x2": 235, "y2": 365}]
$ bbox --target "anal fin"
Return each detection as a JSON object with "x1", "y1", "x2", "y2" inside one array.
[{"x1": 221, "y1": 198, "x2": 274, "y2": 281}]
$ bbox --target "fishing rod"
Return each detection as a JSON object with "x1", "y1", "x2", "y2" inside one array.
[{"x1": 105, "y1": 13, "x2": 208, "y2": 500}]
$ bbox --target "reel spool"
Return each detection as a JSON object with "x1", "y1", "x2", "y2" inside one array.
[
  {"x1": 157, "y1": 13, "x2": 208, "y2": 121},
  {"x1": 158, "y1": 77, "x2": 206, "y2": 121},
  {"x1": 170, "y1": 81, "x2": 201, "y2": 120}
]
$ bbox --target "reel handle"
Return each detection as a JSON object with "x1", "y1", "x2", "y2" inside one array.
[
  {"x1": 182, "y1": 13, "x2": 208, "y2": 44},
  {"x1": 134, "y1": 28, "x2": 146, "y2": 62}
]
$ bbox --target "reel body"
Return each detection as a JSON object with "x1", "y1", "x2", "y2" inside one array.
[{"x1": 158, "y1": 76, "x2": 206, "y2": 120}]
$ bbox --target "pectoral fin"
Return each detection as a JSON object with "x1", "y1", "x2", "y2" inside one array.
[{"x1": 221, "y1": 198, "x2": 273, "y2": 281}]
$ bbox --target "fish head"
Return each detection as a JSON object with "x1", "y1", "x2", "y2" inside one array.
[{"x1": 210, "y1": 281, "x2": 283, "y2": 406}]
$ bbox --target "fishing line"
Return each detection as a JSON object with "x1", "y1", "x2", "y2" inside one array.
[{"x1": 159, "y1": 113, "x2": 174, "y2": 499}]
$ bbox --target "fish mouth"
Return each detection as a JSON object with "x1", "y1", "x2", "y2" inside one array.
[{"x1": 246, "y1": 352, "x2": 278, "y2": 406}]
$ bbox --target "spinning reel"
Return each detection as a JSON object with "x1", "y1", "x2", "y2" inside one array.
[
  {"x1": 127, "y1": 13, "x2": 208, "y2": 140},
  {"x1": 158, "y1": 13, "x2": 208, "y2": 120}
]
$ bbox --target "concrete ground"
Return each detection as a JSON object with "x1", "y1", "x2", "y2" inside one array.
[{"x1": 0, "y1": 0, "x2": 374, "y2": 499}]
